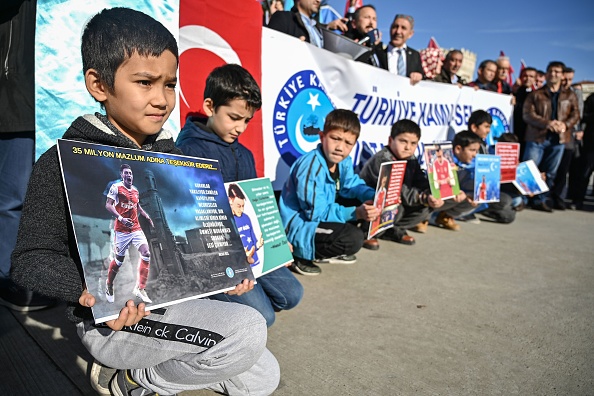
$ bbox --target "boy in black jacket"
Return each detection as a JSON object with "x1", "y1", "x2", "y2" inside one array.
[{"x1": 359, "y1": 119, "x2": 444, "y2": 248}]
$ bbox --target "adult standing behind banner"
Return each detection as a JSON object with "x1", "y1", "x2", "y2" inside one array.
[
  {"x1": 376, "y1": 14, "x2": 424, "y2": 85},
  {"x1": 267, "y1": 0, "x2": 348, "y2": 48},
  {"x1": 0, "y1": 0, "x2": 55, "y2": 311},
  {"x1": 432, "y1": 49, "x2": 467, "y2": 87},
  {"x1": 343, "y1": 5, "x2": 383, "y2": 68},
  {"x1": 522, "y1": 61, "x2": 580, "y2": 212}
]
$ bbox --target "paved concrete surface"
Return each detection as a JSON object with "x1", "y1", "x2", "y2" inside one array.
[{"x1": 1, "y1": 206, "x2": 593, "y2": 395}]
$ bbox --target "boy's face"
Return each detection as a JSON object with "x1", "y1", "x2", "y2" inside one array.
[
  {"x1": 319, "y1": 129, "x2": 357, "y2": 167},
  {"x1": 471, "y1": 121, "x2": 491, "y2": 140},
  {"x1": 229, "y1": 197, "x2": 245, "y2": 217},
  {"x1": 204, "y1": 99, "x2": 255, "y2": 144},
  {"x1": 454, "y1": 142, "x2": 480, "y2": 164},
  {"x1": 388, "y1": 132, "x2": 419, "y2": 160},
  {"x1": 100, "y1": 51, "x2": 177, "y2": 147}
]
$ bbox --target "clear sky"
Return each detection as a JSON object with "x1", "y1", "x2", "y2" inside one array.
[{"x1": 323, "y1": 0, "x2": 594, "y2": 83}]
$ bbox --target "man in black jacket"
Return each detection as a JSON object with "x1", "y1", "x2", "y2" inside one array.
[{"x1": 376, "y1": 14, "x2": 424, "y2": 85}]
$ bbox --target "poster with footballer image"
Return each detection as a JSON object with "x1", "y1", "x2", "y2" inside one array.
[{"x1": 57, "y1": 139, "x2": 254, "y2": 323}]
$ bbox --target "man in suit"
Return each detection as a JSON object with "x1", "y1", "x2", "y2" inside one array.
[{"x1": 377, "y1": 14, "x2": 424, "y2": 85}]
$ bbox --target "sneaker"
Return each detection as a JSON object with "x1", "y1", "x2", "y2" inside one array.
[
  {"x1": 314, "y1": 255, "x2": 357, "y2": 265},
  {"x1": 410, "y1": 220, "x2": 429, "y2": 233},
  {"x1": 110, "y1": 369, "x2": 156, "y2": 396},
  {"x1": 290, "y1": 259, "x2": 321, "y2": 276},
  {"x1": 133, "y1": 285, "x2": 153, "y2": 304},
  {"x1": 0, "y1": 280, "x2": 55, "y2": 312},
  {"x1": 89, "y1": 359, "x2": 116, "y2": 395},
  {"x1": 457, "y1": 213, "x2": 481, "y2": 224},
  {"x1": 105, "y1": 280, "x2": 114, "y2": 303},
  {"x1": 435, "y1": 212, "x2": 461, "y2": 231}
]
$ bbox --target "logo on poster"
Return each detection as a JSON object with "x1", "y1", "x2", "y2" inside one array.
[
  {"x1": 486, "y1": 107, "x2": 510, "y2": 146},
  {"x1": 272, "y1": 70, "x2": 335, "y2": 166},
  {"x1": 225, "y1": 267, "x2": 235, "y2": 278}
]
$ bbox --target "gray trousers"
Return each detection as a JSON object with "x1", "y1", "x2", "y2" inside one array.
[{"x1": 77, "y1": 299, "x2": 280, "y2": 395}]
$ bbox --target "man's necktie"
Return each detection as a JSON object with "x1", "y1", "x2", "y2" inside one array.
[{"x1": 397, "y1": 48, "x2": 406, "y2": 76}]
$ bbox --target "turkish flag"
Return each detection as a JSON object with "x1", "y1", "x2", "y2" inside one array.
[{"x1": 179, "y1": 0, "x2": 264, "y2": 176}]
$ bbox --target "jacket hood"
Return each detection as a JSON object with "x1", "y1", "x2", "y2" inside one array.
[
  {"x1": 62, "y1": 113, "x2": 177, "y2": 153},
  {"x1": 176, "y1": 116, "x2": 238, "y2": 149}
]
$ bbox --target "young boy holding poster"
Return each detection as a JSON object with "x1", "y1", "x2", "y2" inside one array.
[
  {"x1": 11, "y1": 8, "x2": 279, "y2": 395},
  {"x1": 359, "y1": 119, "x2": 444, "y2": 247},
  {"x1": 279, "y1": 109, "x2": 379, "y2": 276},
  {"x1": 176, "y1": 63, "x2": 302, "y2": 327}
]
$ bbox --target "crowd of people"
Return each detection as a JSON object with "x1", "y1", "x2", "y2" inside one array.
[{"x1": 0, "y1": 1, "x2": 592, "y2": 396}]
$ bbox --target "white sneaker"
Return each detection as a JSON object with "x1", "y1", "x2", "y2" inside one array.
[
  {"x1": 89, "y1": 359, "x2": 116, "y2": 395},
  {"x1": 314, "y1": 255, "x2": 357, "y2": 265},
  {"x1": 105, "y1": 280, "x2": 114, "y2": 303},
  {"x1": 133, "y1": 285, "x2": 152, "y2": 303}
]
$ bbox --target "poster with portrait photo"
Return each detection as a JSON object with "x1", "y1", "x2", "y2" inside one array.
[
  {"x1": 224, "y1": 178, "x2": 293, "y2": 278},
  {"x1": 423, "y1": 142, "x2": 460, "y2": 200},
  {"x1": 368, "y1": 160, "x2": 407, "y2": 239},
  {"x1": 474, "y1": 154, "x2": 501, "y2": 203},
  {"x1": 57, "y1": 139, "x2": 254, "y2": 324}
]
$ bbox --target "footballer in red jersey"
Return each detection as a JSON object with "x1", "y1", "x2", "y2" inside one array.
[{"x1": 104, "y1": 164, "x2": 154, "y2": 304}]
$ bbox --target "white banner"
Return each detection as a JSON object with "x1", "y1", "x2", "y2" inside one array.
[{"x1": 262, "y1": 28, "x2": 513, "y2": 189}]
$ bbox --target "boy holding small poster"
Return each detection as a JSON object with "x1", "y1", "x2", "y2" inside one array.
[{"x1": 360, "y1": 119, "x2": 443, "y2": 247}]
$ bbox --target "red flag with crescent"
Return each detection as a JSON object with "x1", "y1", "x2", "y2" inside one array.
[{"x1": 179, "y1": 0, "x2": 264, "y2": 176}]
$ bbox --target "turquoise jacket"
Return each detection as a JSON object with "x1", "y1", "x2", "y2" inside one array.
[{"x1": 279, "y1": 144, "x2": 375, "y2": 260}]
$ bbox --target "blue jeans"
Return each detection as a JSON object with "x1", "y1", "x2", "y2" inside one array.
[
  {"x1": 523, "y1": 138, "x2": 565, "y2": 204},
  {"x1": 210, "y1": 266, "x2": 303, "y2": 327},
  {"x1": 0, "y1": 132, "x2": 35, "y2": 279}
]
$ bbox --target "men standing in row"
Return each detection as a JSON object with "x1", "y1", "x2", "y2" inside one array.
[
  {"x1": 494, "y1": 56, "x2": 513, "y2": 94},
  {"x1": 267, "y1": 0, "x2": 348, "y2": 48},
  {"x1": 513, "y1": 66, "x2": 538, "y2": 158},
  {"x1": 522, "y1": 61, "x2": 580, "y2": 212},
  {"x1": 433, "y1": 50, "x2": 467, "y2": 86},
  {"x1": 377, "y1": 14, "x2": 424, "y2": 85}
]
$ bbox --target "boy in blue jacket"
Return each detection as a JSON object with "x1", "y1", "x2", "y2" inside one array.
[
  {"x1": 176, "y1": 64, "x2": 302, "y2": 327},
  {"x1": 279, "y1": 109, "x2": 379, "y2": 276}
]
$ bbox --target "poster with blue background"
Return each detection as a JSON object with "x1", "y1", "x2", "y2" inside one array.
[{"x1": 474, "y1": 154, "x2": 501, "y2": 203}]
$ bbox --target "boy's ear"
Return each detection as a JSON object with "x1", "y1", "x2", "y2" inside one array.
[
  {"x1": 318, "y1": 131, "x2": 325, "y2": 141},
  {"x1": 469, "y1": 124, "x2": 477, "y2": 133},
  {"x1": 85, "y1": 69, "x2": 108, "y2": 102},
  {"x1": 203, "y1": 98, "x2": 215, "y2": 117},
  {"x1": 454, "y1": 145, "x2": 462, "y2": 155}
]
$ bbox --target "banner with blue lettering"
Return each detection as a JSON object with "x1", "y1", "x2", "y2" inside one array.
[
  {"x1": 262, "y1": 28, "x2": 513, "y2": 189},
  {"x1": 35, "y1": 0, "x2": 179, "y2": 159}
]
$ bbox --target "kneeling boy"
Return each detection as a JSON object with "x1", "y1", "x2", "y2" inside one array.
[{"x1": 279, "y1": 109, "x2": 378, "y2": 276}]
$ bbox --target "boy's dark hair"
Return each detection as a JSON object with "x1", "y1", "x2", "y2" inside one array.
[
  {"x1": 546, "y1": 61, "x2": 565, "y2": 72},
  {"x1": 390, "y1": 119, "x2": 421, "y2": 139},
  {"x1": 468, "y1": 110, "x2": 492, "y2": 128},
  {"x1": 453, "y1": 130, "x2": 483, "y2": 148},
  {"x1": 228, "y1": 183, "x2": 246, "y2": 200},
  {"x1": 204, "y1": 64, "x2": 262, "y2": 111},
  {"x1": 323, "y1": 109, "x2": 361, "y2": 137},
  {"x1": 496, "y1": 133, "x2": 519, "y2": 143},
  {"x1": 81, "y1": 7, "x2": 179, "y2": 93}
]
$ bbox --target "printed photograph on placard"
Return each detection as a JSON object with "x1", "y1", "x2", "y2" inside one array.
[
  {"x1": 513, "y1": 160, "x2": 549, "y2": 196},
  {"x1": 368, "y1": 160, "x2": 407, "y2": 239},
  {"x1": 473, "y1": 154, "x2": 501, "y2": 203},
  {"x1": 225, "y1": 178, "x2": 293, "y2": 277},
  {"x1": 423, "y1": 142, "x2": 460, "y2": 200},
  {"x1": 57, "y1": 139, "x2": 254, "y2": 323}
]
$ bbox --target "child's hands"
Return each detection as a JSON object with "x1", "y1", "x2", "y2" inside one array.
[
  {"x1": 454, "y1": 191, "x2": 467, "y2": 203},
  {"x1": 465, "y1": 196, "x2": 479, "y2": 207},
  {"x1": 356, "y1": 200, "x2": 379, "y2": 222},
  {"x1": 226, "y1": 279, "x2": 255, "y2": 296},
  {"x1": 427, "y1": 195, "x2": 444, "y2": 208},
  {"x1": 79, "y1": 289, "x2": 150, "y2": 330}
]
